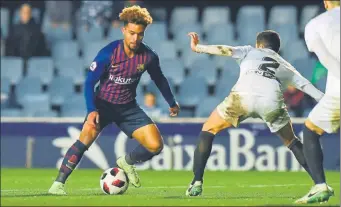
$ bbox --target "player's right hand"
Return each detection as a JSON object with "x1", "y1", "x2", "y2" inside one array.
[
  {"x1": 86, "y1": 111, "x2": 100, "y2": 129},
  {"x1": 187, "y1": 32, "x2": 200, "y2": 52}
]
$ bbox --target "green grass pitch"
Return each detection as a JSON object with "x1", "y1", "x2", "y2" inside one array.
[{"x1": 1, "y1": 169, "x2": 339, "y2": 206}]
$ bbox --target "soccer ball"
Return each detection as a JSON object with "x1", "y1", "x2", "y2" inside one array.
[{"x1": 100, "y1": 167, "x2": 129, "y2": 195}]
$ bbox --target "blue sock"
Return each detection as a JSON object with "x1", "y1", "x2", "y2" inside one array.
[
  {"x1": 56, "y1": 140, "x2": 88, "y2": 184},
  {"x1": 125, "y1": 144, "x2": 161, "y2": 165},
  {"x1": 303, "y1": 126, "x2": 325, "y2": 184},
  {"x1": 192, "y1": 131, "x2": 215, "y2": 184}
]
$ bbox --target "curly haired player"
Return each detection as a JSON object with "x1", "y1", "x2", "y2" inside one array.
[{"x1": 48, "y1": 5, "x2": 180, "y2": 195}]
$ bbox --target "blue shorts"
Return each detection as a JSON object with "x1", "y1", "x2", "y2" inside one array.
[{"x1": 85, "y1": 98, "x2": 154, "y2": 138}]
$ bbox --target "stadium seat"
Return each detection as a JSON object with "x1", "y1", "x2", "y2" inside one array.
[
  {"x1": 195, "y1": 97, "x2": 222, "y2": 117},
  {"x1": 49, "y1": 76, "x2": 75, "y2": 106},
  {"x1": 300, "y1": 5, "x2": 320, "y2": 33},
  {"x1": 21, "y1": 93, "x2": 50, "y2": 115},
  {"x1": 55, "y1": 57, "x2": 85, "y2": 84},
  {"x1": 1, "y1": 8, "x2": 9, "y2": 38},
  {"x1": 61, "y1": 94, "x2": 87, "y2": 117},
  {"x1": 83, "y1": 41, "x2": 110, "y2": 68},
  {"x1": 292, "y1": 58, "x2": 316, "y2": 80},
  {"x1": 202, "y1": 6, "x2": 230, "y2": 33},
  {"x1": 107, "y1": 27, "x2": 122, "y2": 40},
  {"x1": 268, "y1": 6, "x2": 298, "y2": 28},
  {"x1": 182, "y1": 49, "x2": 211, "y2": 68},
  {"x1": 33, "y1": 109, "x2": 58, "y2": 117},
  {"x1": 143, "y1": 37, "x2": 164, "y2": 54},
  {"x1": 1, "y1": 109, "x2": 23, "y2": 117},
  {"x1": 27, "y1": 57, "x2": 54, "y2": 84},
  {"x1": 150, "y1": 7, "x2": 167, "y2": 21},
  {"x1": 174, "y1": 23, "x2": 203, "y2": 52},
  {"x1": 188, "y1": 58, "x2": 217, "y2": 85},
  {"x1": 145, "y1": 78, "x2": 176, "y2": 96},
  {"x1": 170, "y1": 7, "x2": 199, "y2": 35},
  {"x1": 41, "y1": 12, "x2": 51, "y2": 32},
  {"x1": 1, "y1": 77, "x2": 11, "y2": 95},
  {"x1": 161, "y1": 59, "x2": 185, "y2": 85},
  {"x1": 237, "y1": 6, "x2": 265, "y2": 44},
  {"x1": 139, "y1": 72, "x2": 152, "y2": 86},
  {"x1": 143, "y1": 23, "x2": 168, "y2": 52},
  {"x1": 1, "y1": 40, "x2": 4, "y2": 56},
  {"x1": 157, "y1": 41, "x2": 177, "y2": 60},
  {"x1": 215, "y1": 74, "x2": 239, "y2": 97},
  {"x1": 221, "y1": 59, "x2": 240, "y2": 77},
  {"x1": 44, "y1": 25, "x2": 73, "y2": 48},
  {"x1": 1, "y1": 57, "x2": 24, "y2": 84},
  {"x1": 206, "y1": 24, "x2": 235, "y2": 44},
  {"x1": 52, "y1": 41, "x2": 79, "y2": 60},
  {"x1": 176, "y1": 108, "x2": 194, "y2": 117},
  {"x1": 237, "y1": 6, "x2": 265, "y2": 28},
  {"x1": 145, "y1": 21, "x2": 167, "y2": 41},
  {"x1": 269, "y1": 24, "x2": 299, "y2": 50},
  {"x1": 1, "y1": 77, "x2": 11, "y2": 106},
  {"x1": 282, "y1": 40, "x2": 310, "y2": 63},
  {"x1": 15, "y1": 77, "x2": 43, "y2": 106},
  {"x1": 12, "y1": 7, "x2": 41, "y2": 24},
  {"x1": 178, "y1": 76, "x2": 208, "y2": 106},
  {"x1": 237, "y1": 20, "x2": 264, "y2": 46},
  {"x1": 77, "y1": 25, "x2": 105, "y2": 47},
  {"x1": 154, "y1": 92, "x2": 179, "y2": 115}
]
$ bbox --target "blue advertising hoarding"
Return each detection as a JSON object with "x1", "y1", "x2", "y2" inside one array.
[{"x1": 1, "y1": 120, "x2": 339, "y2": 171}]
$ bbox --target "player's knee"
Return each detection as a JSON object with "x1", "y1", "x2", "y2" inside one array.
[
  {"x1": 202, "y1": 123, "x2": 220, "y2": 135},
  {"x1": 305, "y1": 119, "x2": 324, "y2": 135},
  {"x1": 79, "y1": 123, "x2": 100, "y2": 146},
  {"x1": 147, "y1": 140, "x2": 163, "y2": 154}
]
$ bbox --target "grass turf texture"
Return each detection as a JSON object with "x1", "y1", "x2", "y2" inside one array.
[{"x1": 1, "y1": 169, "x2": 339, "y2": 206}]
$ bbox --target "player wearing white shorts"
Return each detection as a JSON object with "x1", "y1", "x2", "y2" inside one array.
[
  {"x1": 184, "y1": 31, "x2": 334, "y2": 198},
  {"x1": 295, "y1": 0, "x2": 340, "y2": 204}
]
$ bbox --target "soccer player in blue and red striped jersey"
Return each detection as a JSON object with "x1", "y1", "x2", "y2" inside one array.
[{"x1": 48, "y1": 5, "x2": 180, "y2": 195}]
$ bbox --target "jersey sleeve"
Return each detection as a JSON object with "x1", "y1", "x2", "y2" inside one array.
[
  {"x1": 147, "y1": 54, "x2": 176, "y2": 107},
  {"x1": 195, "y1": 44, "x2": 252, "y2": 60},
  {"x1": 231, "y1": 45, "x2": 253, "y2": 60},
  {"x1": 277, "y1": 58, "x2": 311, "y2": 88},
  {"x1": 278, "y1": 60, "x2": 324, "y2": 101},
  {"x1": 84, "y1": 43, "x2": 114, "y2": 113}
]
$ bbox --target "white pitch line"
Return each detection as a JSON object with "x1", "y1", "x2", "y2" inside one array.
[
  {"x1": 238, "y1": 182, "x2": 340, "y2": 188},
  {"x1": 2, "y1": 183, "x2": 339, "y2": 193},
  {"x1": 0, "y1": 186, "x2": 225, "y2": 193}
]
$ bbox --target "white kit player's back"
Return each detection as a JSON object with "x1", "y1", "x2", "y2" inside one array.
[{"x1": 231, "y1": 46, "x2": 308, "y2": 99}]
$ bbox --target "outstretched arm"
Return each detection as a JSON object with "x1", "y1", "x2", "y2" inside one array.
[
  {"x1": 188, "y1": 32, "x2": 252, "y2": 59},
  {"x1": 195, "y1": 44, "x2": 233, "y2": 56},
  {"x1": 188, "y1": 32, "x2": 233, "y2": 56}
]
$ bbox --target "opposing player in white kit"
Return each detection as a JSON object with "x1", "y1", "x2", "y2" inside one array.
[
  {"x1": 295, "y1": 0, "x2": 340, "y2": 204},
  {"x1": 184, "y1": 31, "x2": 334, "y2": 197}
]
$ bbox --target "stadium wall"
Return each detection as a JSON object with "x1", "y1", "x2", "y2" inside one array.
[{"x1": 1, "y1": 117, "x2": 340, "y2": 171}]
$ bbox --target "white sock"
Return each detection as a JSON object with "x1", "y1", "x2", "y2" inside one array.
[{"x1": 315, "y1": 183, "x2": 327, "y2": 189}]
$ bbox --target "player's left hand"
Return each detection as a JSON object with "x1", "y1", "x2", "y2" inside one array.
[
  {"x1": 169, "y1": 102, "x2": 180, "y2": 117},
  {"x1": 188, "y1": 32, "x2": 200, "y2": 52}
]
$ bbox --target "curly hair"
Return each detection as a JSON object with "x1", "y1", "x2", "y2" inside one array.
[{"x1": 119, "y1": 5, "x2": 153, "y2": 26}]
